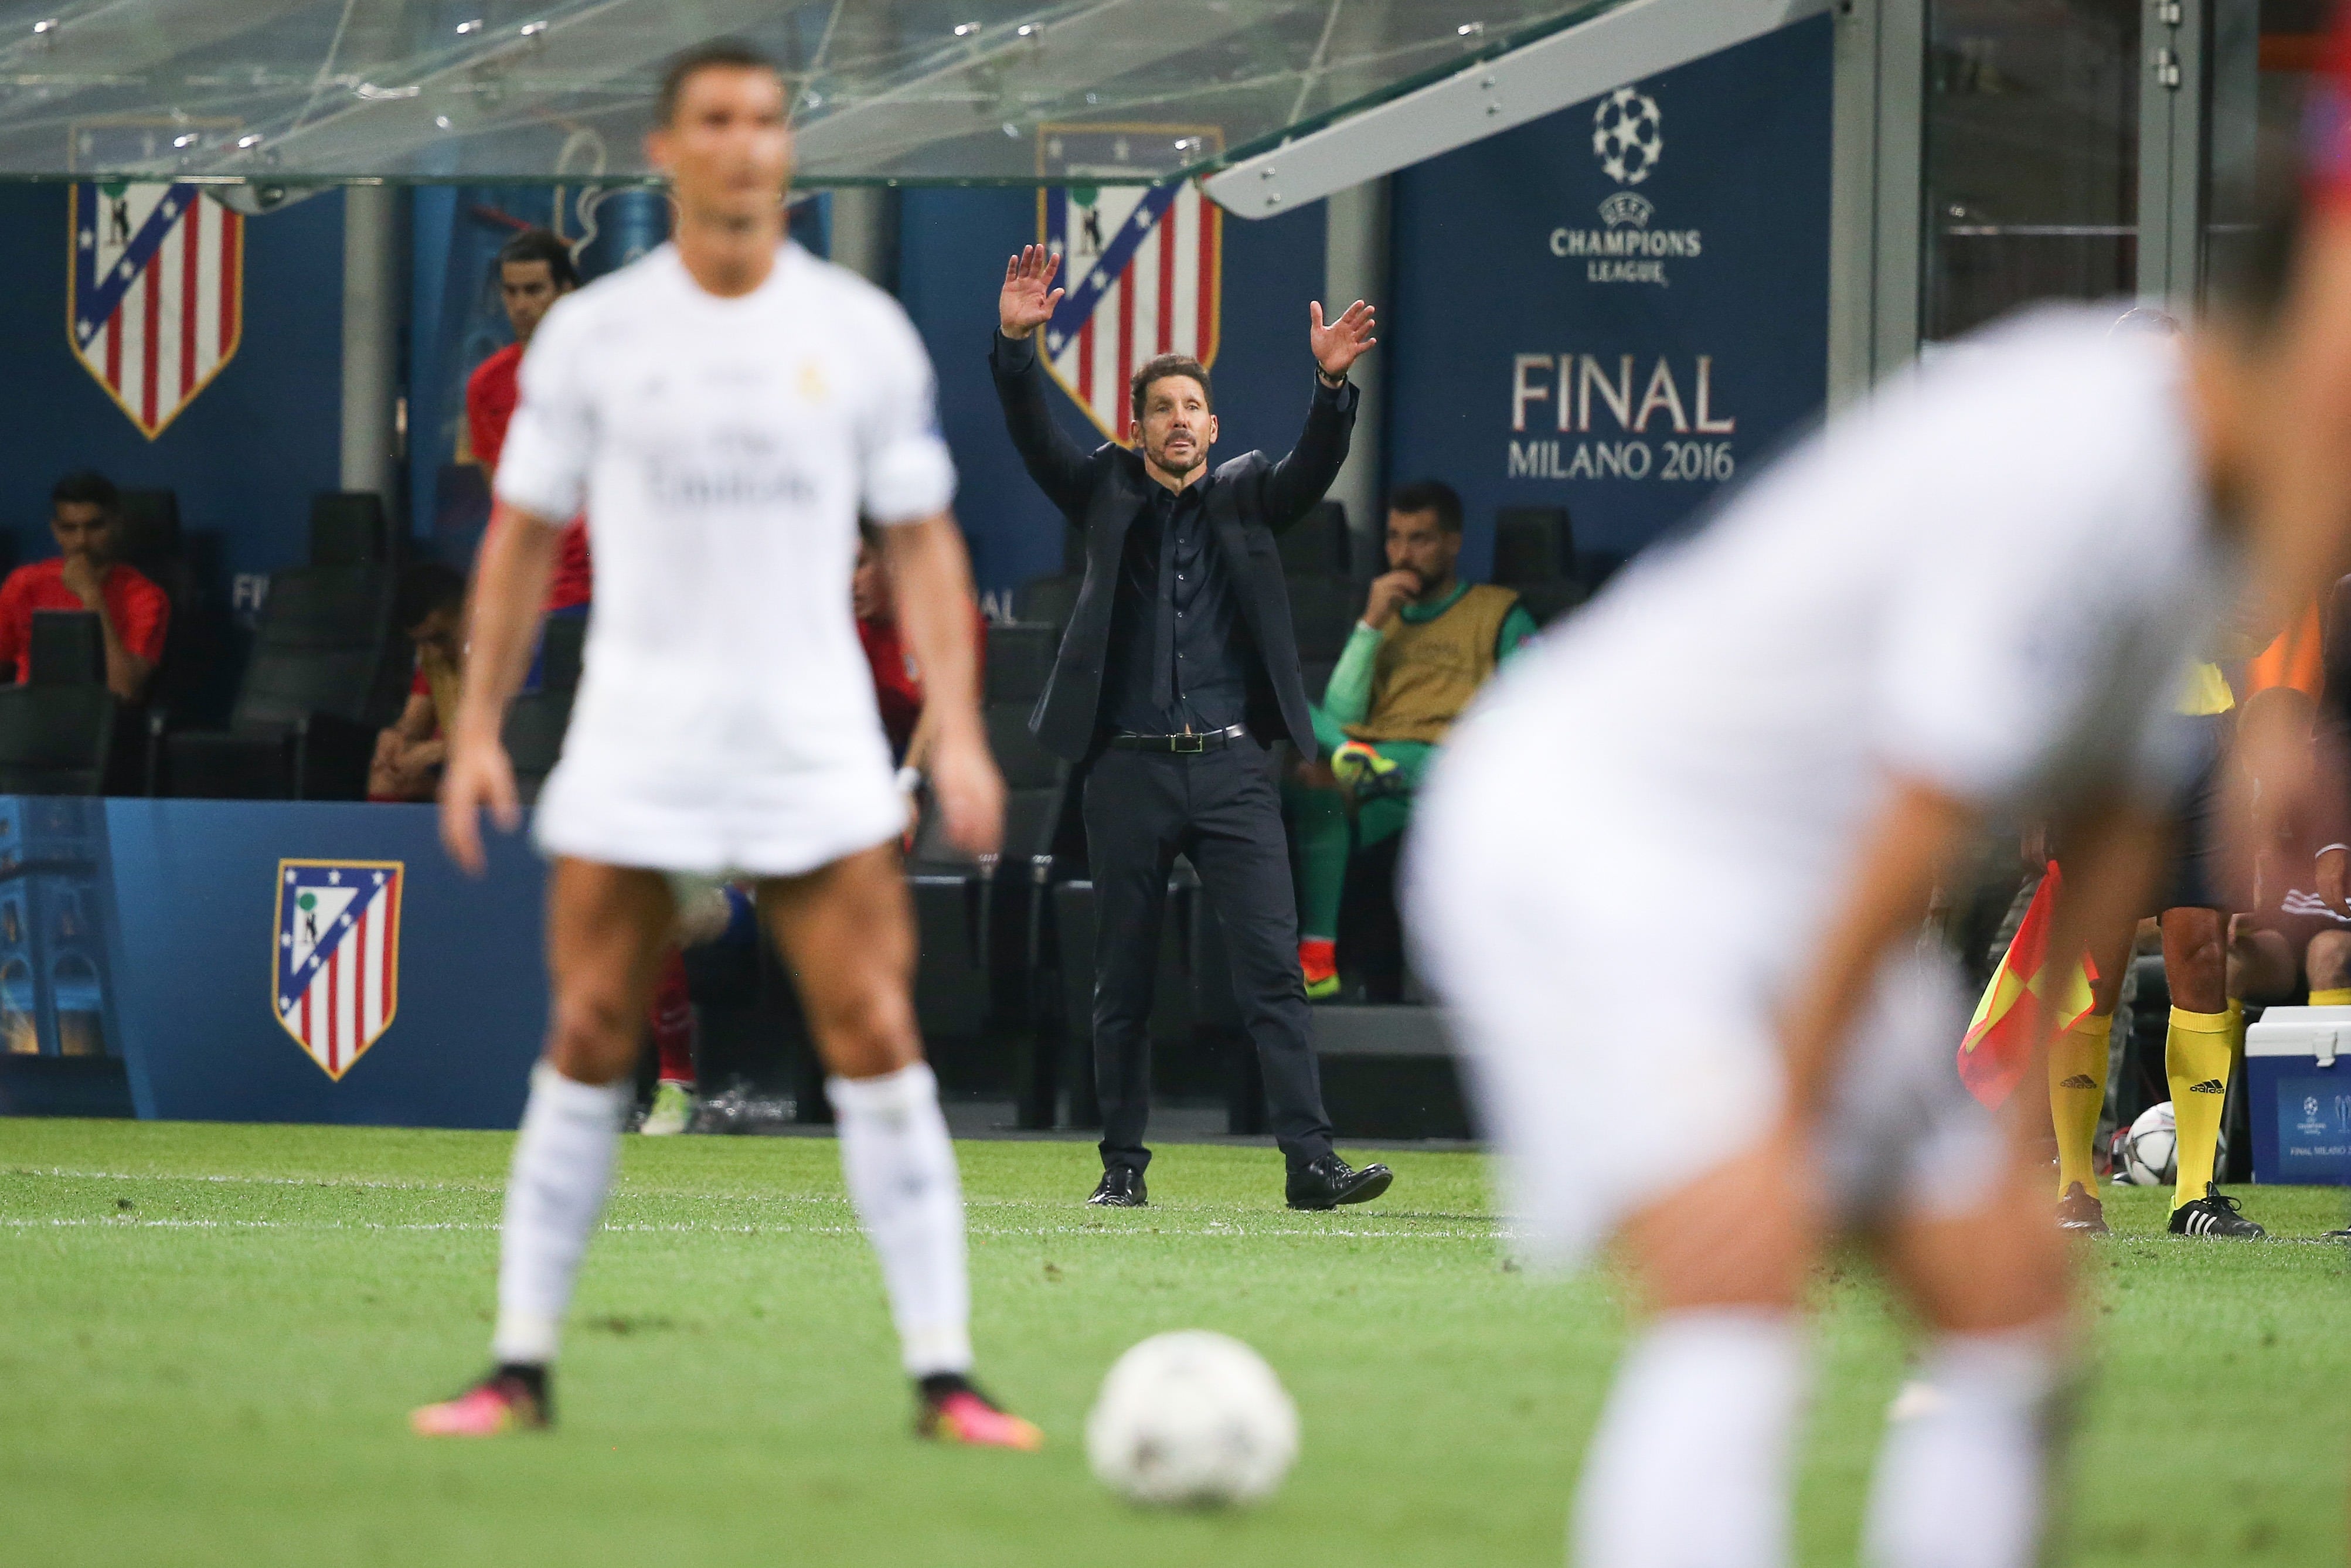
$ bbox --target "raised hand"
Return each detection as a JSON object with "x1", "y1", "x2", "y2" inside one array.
[
  {"x1": 999, "y1": 244, "x2": 1064, "y2": 340},
  {"x1": 928, "y1": 722, "x2": 1006, "y2": 859},
  {"x1": 1309, "y1": 298, "x2": 1377, "y2": 380},
  {"x1": 1362, "y1": 569, "x2": 1421, "y2": 631},
  {"x1": 437, "y1": 725, "x2": 521, "y2": 877}
]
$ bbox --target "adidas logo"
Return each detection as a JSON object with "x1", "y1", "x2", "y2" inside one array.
[
  {"x1": 2057, "y1": 1074, "x2": 2098, "y2": 1090},
  {"x1": 2189, "y1": 1078, "x2": 2226, "y2": 1094}
]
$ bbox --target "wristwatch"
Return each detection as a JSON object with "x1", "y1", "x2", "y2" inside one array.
[{"x1": 1316, "y1": 367, "x2": 1347, "y2": 389}]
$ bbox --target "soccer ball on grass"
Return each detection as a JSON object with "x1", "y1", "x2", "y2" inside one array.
[
  {"x1": 2112, "y1": 1098, "x2": 2227, "y2": 1187},
  {"x1": 1086, "y1": 1331, "x2": 1299, "y2": 1507},
  {"x1": 2116, "y1": 1100, "x2": 2176, "y2": 1186}
]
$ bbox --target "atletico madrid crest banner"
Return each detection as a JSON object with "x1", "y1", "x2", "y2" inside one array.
[
  {"x1": 68, "y1": 181, "x2": 244, "y2": 439},
  {"x1": 274, "y1": 860, "x2": 403, "y2": 1081},
  {"x1": 1036, "y1": 124, "x2": 1222, "y2": 439}
]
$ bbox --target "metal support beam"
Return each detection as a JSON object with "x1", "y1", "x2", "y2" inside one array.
[
  {"x1": 826, "y1": 185, "x2": 898, "y2": 290},
  {"x1": 2138, "y1": 0, "x2": 2207, "y2": 310},
  {"x1": 1206, "y1": 0, "x2": 1832, "y2": 220},
  {"x1": 1323, "y1": 176, "x2": 1389, "y2": 560},
  {"x1": 1826, "y1": 0, "x2": 1925, "y2": 407},
  {"x1": 340, "y1": 183, "x2": 402, "y2": 502}
]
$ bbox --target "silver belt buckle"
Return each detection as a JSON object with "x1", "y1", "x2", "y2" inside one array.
[{"x1": 1173, "y1": 732, "x2": 1207, "y2": 754}]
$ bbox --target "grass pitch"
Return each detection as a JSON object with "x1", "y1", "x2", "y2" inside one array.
[{"x1": 2, "y1": 1120, "x2": 2345, "y2": 1567}]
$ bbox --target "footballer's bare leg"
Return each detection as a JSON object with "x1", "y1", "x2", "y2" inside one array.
[
  {"x1": 414, "y1": 860, "x2": 674, "y2": 1436},
  {"x1": 1858, "y1": 1137, "x2": 2074, "y2": 1568},
  {"x1": 1569, "y1": 1125, "x2": 1820, "y2": 1568},
  {"x1": 757, "y1": 842, "x2": 1042, "y2": 1450}
]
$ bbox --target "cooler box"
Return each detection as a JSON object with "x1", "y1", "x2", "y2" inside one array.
[{"x1": 2244, "y1": 1005, "x2": 2351, "y2": 1185}]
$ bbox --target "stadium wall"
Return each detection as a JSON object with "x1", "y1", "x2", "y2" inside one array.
[
  {"x1": 0, "y1": 183, "x2": 346, "y2": 582},
  {"x1": 1387, "y1": 17, "x2": 1834, "y2": 577},
  {"x1": 0, "y1": 19, "x2": 1829, "y2": 605},
  {"x1": 0, "y1": 798, "x2": 550, "y2": 1127}
]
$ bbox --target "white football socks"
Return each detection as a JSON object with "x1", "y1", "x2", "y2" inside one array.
[
  {"x1": 1573, "y1": 1309, "x2": 1808, "y2": 1568},
  {"x1": 491, "y1": 1061, "x2": 631, "y2": 1366},
  {"x1": 1861, "y1": 1324, "x2": 2066, "y2": 1568},
  {"x1": 827, "y1": 1062, "x2": 973, "y2": 1379}
]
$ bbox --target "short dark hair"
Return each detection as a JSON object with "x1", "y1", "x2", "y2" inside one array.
[
  {"x1": 1387, "y1": 479, "x2": 1464, "y2": 533},
  {"x1": 395, "y1": 562, "x2": 467, "y2": 632},
  {"x1": 49, "y1": 470, "x2": 117, "y2": 515},
  {"x1": 496, "y1": 226, "x2": 579, "y2": 291},
  {"x1": 1130, "y1": 355, "x2": 1213, "y2": 426},
  {"x1": 656, "y1": 38, "x2": 781, "y2": 128}
]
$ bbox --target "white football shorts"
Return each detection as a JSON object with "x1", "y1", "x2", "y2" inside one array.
[
  {"x1": 1404, "y1": 747, "x2": 2005, "y2": 1270},
  {"x1": 533, "y1": 745, "x2": 905, "y2": 882}
]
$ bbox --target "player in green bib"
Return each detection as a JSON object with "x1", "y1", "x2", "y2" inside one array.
[{"x1": 1285, "y1": 480, "x2": 1538, "y2": 999}]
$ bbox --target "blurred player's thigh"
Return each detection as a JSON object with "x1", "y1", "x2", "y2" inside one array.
[
  {"x1": 543, "y1": 859, "x2": 677, "y2": 1083},
  {"x1": 756, "y1": 842, "x2": 920, "y2": 1079},
  {"x1": 1406, "y1": 754, "x2": 1786, "y2": 1278}
]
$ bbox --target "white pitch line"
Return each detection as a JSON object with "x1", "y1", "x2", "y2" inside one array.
[
  {"x1": 0, "y1": 1216, "x2": 1507, "y2": 1240},
  {"x1": 1, "y1": 1168, "x2": 1118, "y2": 1214}
]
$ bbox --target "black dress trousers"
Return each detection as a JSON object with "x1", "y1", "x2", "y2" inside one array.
[{"x1": 1082, "y1": 736, "x2": 1337, "y2": 1174}]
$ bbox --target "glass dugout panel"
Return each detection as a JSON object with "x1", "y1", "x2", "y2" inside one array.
[
  {"x1": 2203, "y1": 0, "x2": 2318, "y2": 296},
  {"x1": 1922, "y1": 0, "x2": 2142, "y2": 342}
]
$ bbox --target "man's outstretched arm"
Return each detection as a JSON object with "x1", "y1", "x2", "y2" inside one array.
[
  {"x1": 1775, "y1": 779, "x2": 2164, "y2": 1126},
  {"x1": 881, "y1": 513, "x2": 1003, "y2": 859},
  {"x1": 1262, "y1": 300, "x2": 1377, "y2": 529},
  {"x1": 991, "y1": 246, "x2": 1094, "y2": 514},
  {"x1": 440, "y1": 503, "x2": 558, "y2": 875}
]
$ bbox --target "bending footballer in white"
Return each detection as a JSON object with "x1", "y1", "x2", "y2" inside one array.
[{"x1": 1409, "y1": 283, "x2": 2306, "y2": 1568}]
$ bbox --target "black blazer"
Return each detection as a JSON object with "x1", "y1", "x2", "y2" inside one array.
[{"x1": 989, "y1": 332, "x2": 1357, "y2": 761}]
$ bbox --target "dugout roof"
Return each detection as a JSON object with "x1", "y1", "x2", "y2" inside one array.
[{"x1": 0, "y1": 0, "x2": 1625, "y2": 186}]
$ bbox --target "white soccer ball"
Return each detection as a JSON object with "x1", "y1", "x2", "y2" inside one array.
[
  {"x1": 1086, "y1": 1331, "x2": 1299, "y2": 1507},
  {"x1": 2120, "y1": 1100, "x2": 2176, "y2": 1186}
]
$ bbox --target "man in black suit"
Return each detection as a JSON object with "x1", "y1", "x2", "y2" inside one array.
[{"x1": 991, "y1": 244, "x2": 1395, "y2": 1212}]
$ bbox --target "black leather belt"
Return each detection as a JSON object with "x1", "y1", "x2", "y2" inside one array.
[{"x1": 1108, "y1": 724, "x2": 1250, "y2": 754}]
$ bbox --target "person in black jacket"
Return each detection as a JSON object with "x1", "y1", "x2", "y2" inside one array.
[{"x1": 991, "y1": 243, "x2": 1395, "y2": 1212}]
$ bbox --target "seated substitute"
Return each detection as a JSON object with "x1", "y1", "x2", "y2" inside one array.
[
  {"x1": 369, "y1": 563, "x2": 468, "y2": 803},
  {"x1": 1284, "y1": 479, "x2": 1536, "y2": 999},
  {"x1": 0, "y1": 470, "x2": 168, "y2": 702}
]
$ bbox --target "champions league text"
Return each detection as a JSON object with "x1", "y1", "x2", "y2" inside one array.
[{"x1": 1505, "y1": 352, "x2": 1736, "y2": 483}]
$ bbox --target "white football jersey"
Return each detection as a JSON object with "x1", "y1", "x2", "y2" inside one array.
[
  {"x1": 494, "y1": 241, "x2": 956, "y2": 875},
  {"x1": 1433, "y1": 304, "x2": 2231, "y2": 955}
]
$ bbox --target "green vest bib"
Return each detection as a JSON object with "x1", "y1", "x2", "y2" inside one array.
[{"x1": 1346, "y1": 583, "x2": 1519, "y2": 745}]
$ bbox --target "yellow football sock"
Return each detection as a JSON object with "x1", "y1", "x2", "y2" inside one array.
[
  {"x1": 2166, "y1": 1002, "x2": 2240, "y2": 1210},
  {"x1": 2312, "y1": 988, "x2": 2351, "y2": 1008},
  {"x1": 2049, "y1": 1013, "x2": 2112, "y2": 1197}
]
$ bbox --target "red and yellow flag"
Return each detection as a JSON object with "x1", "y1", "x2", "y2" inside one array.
[{"x1": 1956, "y1": 862, "x2": 2099, "y2": 1107}]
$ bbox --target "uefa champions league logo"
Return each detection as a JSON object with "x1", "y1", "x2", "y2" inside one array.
[
  {"x1": 1593, "y1": 87, "x2": 1663, "y2": 186},
  {"x1": 1552, "y1": 83, "x2": 1694, "y2": 286}
]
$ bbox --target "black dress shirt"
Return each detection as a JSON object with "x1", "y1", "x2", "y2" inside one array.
[{"x1": 1101, "y1": 472, "x2": 1251, "y2": 736}]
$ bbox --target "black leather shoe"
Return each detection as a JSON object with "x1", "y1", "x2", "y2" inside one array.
[
  {"x1": 1285, "y1": 1155, "x2": 1393, "y2": 1210},
  {"x1": 1087, "y1": 1166, "x2": 1147, "y2": 1207}
]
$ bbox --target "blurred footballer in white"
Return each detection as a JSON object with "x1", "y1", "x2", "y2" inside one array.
[
  {"x1": 414, "y1": 42, "x2": 1039, "y2": 1451},
  {"x1": 496, "y1": 243, "x2": 950, "y2": 873},
  {"x1": 1407, "y1": 297, "x2": 2301, "y2": 1568}
]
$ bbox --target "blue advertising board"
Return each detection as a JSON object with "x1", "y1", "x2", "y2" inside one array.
[
  {"x1": 1385, "y1": 18, "x2": 1833, "y2": 574},
  {"x1": 0, "y1": 799, "x2": 547, "y2": 1128},
  {"x1": 2247, "y1": 1055, "x2": 2351, "y2": 1185}
]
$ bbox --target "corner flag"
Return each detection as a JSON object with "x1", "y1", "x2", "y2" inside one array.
[{"x1": 1957, "y1": 862, "x2": 2098, "y2": 1108}]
